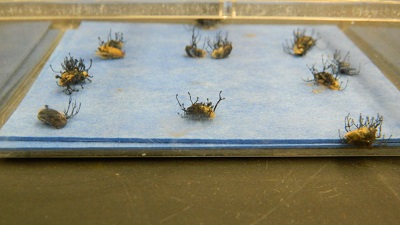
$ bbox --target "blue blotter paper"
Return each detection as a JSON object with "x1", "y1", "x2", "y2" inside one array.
[{"x1": 1, "y1": 22, "x2": 399, "y2": 151}]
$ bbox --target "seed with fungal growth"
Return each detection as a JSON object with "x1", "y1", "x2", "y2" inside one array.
[
  {"x1": 207, "y1": 32, "x2": 233, "y2": 59},
  {"x1": 283, "y1": 28, "x2": 317, "y2": 56},
  {"x1": 339, "y1": 113, "x2": 388, "y2": 148},
  {"x1": 50, "y1": 54, "x2": 93, "y2": 95},
  {"x1": 332, "y1": 50, "x2": 360, "y2": 75},
  {"x1": 305, "y1": 56, "x2": 347, "y2": 91},
  {"x1": 185, "y1": 27, "x2": 206, "y2": 58},
  {"x1": 176, "y1": 91, "x2": 225, "y2": 120},
  {"x1": 96, "y1": 30, "x2": 125, "y2": 59},
  {"x1": 37, "y1": 97, "x2": 81, "y2": 129}
]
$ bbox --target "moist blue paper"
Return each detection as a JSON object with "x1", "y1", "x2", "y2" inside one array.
[{"x1": 1, "y1": 22, "x2": 399, "y2": 150}]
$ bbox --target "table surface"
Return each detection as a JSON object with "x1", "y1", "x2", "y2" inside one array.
[
  {"x1": 0, "y1": 21, "x2": 400, "y2": 225},
  {"x1": 1, "y1": 157, "x2": 400, "y2": 225}
]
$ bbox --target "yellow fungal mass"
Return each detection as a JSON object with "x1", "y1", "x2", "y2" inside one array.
[
  {"x1": 96, "y1": 45, "x2": 125, "y2": 59},
  {"x1": 328, "y1": 80, "x2": 341, "y2": 90},
  {"x1": 187, "y1": 103, "x2": 215, "y2": 119},
  {"x1": 315, "y1": 72, "x2": 341, "y2": 90},
  {"x1": 58, "y1": 71, "x2": 90, "y2": 86},
  {"x1": 293, "y1": 36, "x2": 314, "y2": 55},
  {"x1": 211, "y1": 44, "x2": 232, "y2": 59},
  {"x1": 58, "y1": 72, "x2": 76, "y2": 86}
]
